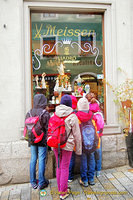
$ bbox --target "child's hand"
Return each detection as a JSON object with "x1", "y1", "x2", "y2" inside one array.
[{"x1": 90, "y1": 98, "x2": 97, "y2": 104}]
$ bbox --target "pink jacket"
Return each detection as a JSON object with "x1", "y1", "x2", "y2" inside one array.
[{"x1": 89, "y1": 103, "x2": 104, "y2": 136}]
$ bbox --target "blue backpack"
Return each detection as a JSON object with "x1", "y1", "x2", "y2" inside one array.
[{"x1": 80, "y1": 115, "x2": 99, "y2": 153}]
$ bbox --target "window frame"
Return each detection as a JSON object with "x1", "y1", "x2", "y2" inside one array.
[{"x1": 23, "y1": 0, "x2": 121, "y2": 134}]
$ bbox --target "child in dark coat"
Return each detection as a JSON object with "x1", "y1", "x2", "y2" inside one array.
[{"x1": 25, "y1": 94, "x2": 50, "y2": 190}]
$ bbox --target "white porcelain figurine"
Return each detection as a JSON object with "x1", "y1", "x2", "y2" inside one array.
[
  {"x1": 57, "y1": 63, "x2": 65, "y2": 75},
  {"x1": 41, "y1": 72, "x2": 46, "y2": 88}
]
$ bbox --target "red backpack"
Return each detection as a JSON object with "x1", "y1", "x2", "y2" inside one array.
[
  {"x1": 47, "y1": 113, "x2": 72, "y2": 167},
  {"x1": 47, "y1": 113, "x2": 72, "y2": 148}
]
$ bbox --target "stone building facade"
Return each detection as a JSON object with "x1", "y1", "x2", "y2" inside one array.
[{"x1": 0, "y1": 0, "x2": 132, "y2": 185}]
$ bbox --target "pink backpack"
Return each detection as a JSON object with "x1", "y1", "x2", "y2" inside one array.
[
  {"x1": 23, "y1": 110, "x2": 46, "y2": 144},
  {"x1": 94, "y1": 112, "x2": 104, "y2": 134}
]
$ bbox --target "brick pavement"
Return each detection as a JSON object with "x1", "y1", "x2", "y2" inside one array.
[{"x1": 1, "y1": 165, "x2": 133, "y2": 200}]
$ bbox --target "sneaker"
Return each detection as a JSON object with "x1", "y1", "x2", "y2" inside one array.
[
  {"x1": 38, "y1": 179, "x2": 49, "y2": 190},
  {"x1": 79, "y1": 179, "x2": 88, "y2": 187},
  {"x1": 96, "y1": 171, "x2": 101, "y2": 177},
  {"x1": 31, "y1": 183, "x2": 38, "y2": 189},
  {"x1": 60, "y1": 193, "x2": 70, "y2": 200},
  {"x1": 68, "y1": 179, "x2": 73, "y2": 183},
  {"x1": 88, "y1": 180, "x2": 95, "y2": 185},
  {"x1": 60, "y1": 188, "x2": 71, "y2": 200}
]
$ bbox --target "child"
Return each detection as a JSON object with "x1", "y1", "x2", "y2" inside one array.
[
  {"x1": 68, "y1": 95, "x2": 78, "y2": 182},
  {"x1": 76, "y1": 97, "x2": 98, "y2": 186},
  {"x1": 86, "y1": 92, "x2": 104, "y2": 177},
  {"x1": 25, "y1": 94, "x2": 50, "y2": 189},
  {"x1": 52, "y1": 94, "x2": 82, "y2": 200}
]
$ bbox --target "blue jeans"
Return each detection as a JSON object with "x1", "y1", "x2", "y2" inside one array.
[
  {"x1": 95, "y1": 138, "x2": 102, "y2": 172},
  {"x1": 30, "y1": 145, "x2": 47, "y2": 187},
  {"x1": 80, "y1": 152, "x2": 95, "y2": 182},
  {"x1": 68, "y1": 151, "x2": 75, "y2": 180}
]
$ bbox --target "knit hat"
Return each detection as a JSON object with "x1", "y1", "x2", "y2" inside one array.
[
  {"x1": 70, "y1": 95, "x2": 77, "y2": 110},
  {"x1": 60, "y1": 94, "x2": 72, "y2": 107},
  {"x1": 77, "y1": 97, "x2": 89, "y2": 111}
]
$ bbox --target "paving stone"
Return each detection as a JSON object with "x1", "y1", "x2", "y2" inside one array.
[
  {"x1": 16, "y1": 183, "x2": 30, "y2": 189},
  {"x1": 115, "y1": 165, "x2": 131, "y2": 172},
  {"x1": 113, "y1": 171, "x2": 132, "y2": 185},
  {"x1": 97, "y1": 174, "x2": 125, "y2": 200},
  {"x1": 105, "y1": 172, "x2": 132, "y2": 199},
  {"x1": 21, "y1": 187, "x2": 31, "y2": 200},
  {"x1": 83, "y1": 187, "x2": 97, "y2": 200},
  {"x1": 0, "y1": 187, "x2": 5, "y2": 192},
  {"x1": 70, "y1": 180, "x2": 86, "y2": 200},
  {"x1": 1, "y1": 190, "x2": 10, "y2": 200},
  {"x1": 31, "y1": 188, "x2": 39, "y2": 200},
  {"x1": 90, "y1": 181, "x2": 112, "y2": 200},
  {"x1": 124, "y1": 171, "x2": 133, "y2": 181},
  {"x1": 1, "y1": 165, "x2": 133, "y2": 200},
  {"x1": 103, "y1": 168, "x2": 117, "y2": 174},
  {"x1": 9, "y1": 188, "x2": 21, "y2": 200}
]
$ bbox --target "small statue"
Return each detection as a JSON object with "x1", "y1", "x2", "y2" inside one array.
[
  {"x1": 61, "y1": 83, "x2": 65, "y2": 90},
  {"x1": 52, "y1": 96, "x2": 55, "y2": 104},
  {"x1": 65, "y1": 82, "x2": 68, "y2": 90},
  {"x1": 41, "y1": 72, "x2": 46, "y2": 88},
  {"x1": 76, "y1": 74, "x2": 83, "y2": 86},
  {"x1": 85, "y1": 84, "x2": 90, "y2": 94},
  {"x1": 57, "y1": 63, "x2": 65, "y2": 75},
  {"x1": 35, "y1": 75, "x2": 40, "y2": 88},
  {"x1": 54, "y1": 77, "x2": 59, "y2": 91},
  {"x1": 68, "y1": 83, "x2": 72, "y2": 91}
]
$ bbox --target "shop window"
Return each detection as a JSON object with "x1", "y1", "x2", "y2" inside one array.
[{"x1": 31, "y1": 12, "x2": 104, "y2": 114}]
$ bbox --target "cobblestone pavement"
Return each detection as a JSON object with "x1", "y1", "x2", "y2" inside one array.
[{"x1": 1, "y1": 165, "x2": 133, "y2": 200}]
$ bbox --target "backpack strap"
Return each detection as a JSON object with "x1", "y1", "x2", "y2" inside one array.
[
  {"x1": 28, "y1": 110, "x2": 32, "y2": 117},
  {"x1": 54, "y1": 112, "x2": 73, "y2": 136},
  {"x1": 90, "y1": 112, "x2": 94, "y2": 121},
  {"x1": 39, "y1": 109, "x2": 47, "y2": 130},
  {"x1": 39, "y1": 109, "x2": 46, "y2": 119}
]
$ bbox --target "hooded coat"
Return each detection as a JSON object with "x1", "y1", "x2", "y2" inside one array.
[
  {"x1": 76, "y1": 110, "x2": 96, "y2": 123},
  {"x1": 25, "y1": 94, "x2": 50, "y2": 146},
  {"x1": 55, "y1": 104, "x2": 82, "y2": 155}
]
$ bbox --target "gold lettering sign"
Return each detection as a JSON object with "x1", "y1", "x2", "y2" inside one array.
[{"x1": 34, "y1": 24, "x2": 95, "y2": 39}]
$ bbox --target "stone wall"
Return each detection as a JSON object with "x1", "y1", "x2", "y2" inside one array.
[
  {"x1": 0, "y1": 134, "x2": 128, "y2": 185},
  {"x1": 0, "y1": 141, "x2": 55, "y2": 186},
  {"x1": 102, "y1": 134, "x2": 128, "y2": 168}
]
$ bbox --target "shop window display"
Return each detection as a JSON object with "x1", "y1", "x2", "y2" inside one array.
[{"x1": 31, "y1": 13, "x2": 104, "y2": 113}]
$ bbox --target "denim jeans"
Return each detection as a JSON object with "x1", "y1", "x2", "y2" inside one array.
[
  {"x1": 68, "y1": 151, "x2": 75, "y2": 180},
  {"x1": 30, "y1": 145, "x2": 47, "y2": 187},
  {"x1": 95, "y1": 138, "x2": 102, "y2": 172},
  {"x1": 80, "y1": 152, "x2": 95, "y2": 182}
]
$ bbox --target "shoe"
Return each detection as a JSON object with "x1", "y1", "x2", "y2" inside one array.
[
  {"x1": 60, "y1": 188, "x2": 71, "y2": 200},
  {"x1": 88, "y1": 180, "x2": 95, "y2": 185},
  {"x1": 96, "y1": 171, "x2": 101, "y2": 177},
  {"x1": 38, "y1": 179, "x2": 49, "y2": 190},
  {"x1": 31, "y1": 183, "x2": 38, "y2": 189},
  {"x1": 60, "y1": 193, "x2": 70, "y2": 200},
  {"x1": 79, "y1": 179, "x2": 88, "y2": 187},
  {"x1": 68, "y1": 179, "x2": 73, "y2": 183}
]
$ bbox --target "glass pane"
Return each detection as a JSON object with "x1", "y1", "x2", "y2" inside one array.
[{"x1": 31, "y1": 13, "x2": 104, "y2": 112}]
